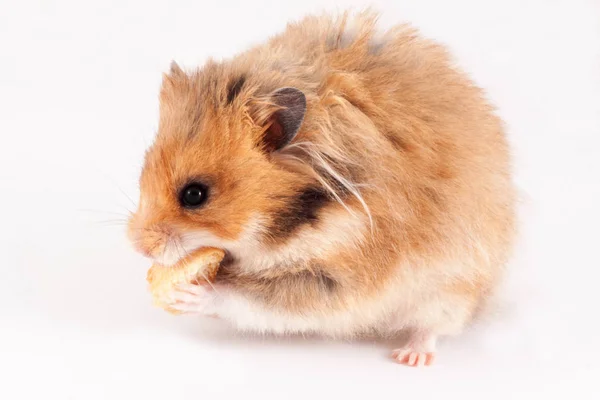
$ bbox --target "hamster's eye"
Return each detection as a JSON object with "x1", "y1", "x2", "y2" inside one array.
[{"x1": 180, "y1": 183, "x2": 208, "y2": 209}]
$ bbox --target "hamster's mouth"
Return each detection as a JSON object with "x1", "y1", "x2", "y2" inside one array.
[{"x1": 152, "y1": 240, "x2": 196, "y2": 267}]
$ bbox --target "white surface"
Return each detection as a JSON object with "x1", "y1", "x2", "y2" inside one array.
[{"x1": 1, "y1": 0, "x2": 599, "y2": 398}]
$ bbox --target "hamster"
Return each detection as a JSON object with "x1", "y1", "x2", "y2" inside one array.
[{"x1": 128, "y1": 11, "x2": 516, "y2": 366}]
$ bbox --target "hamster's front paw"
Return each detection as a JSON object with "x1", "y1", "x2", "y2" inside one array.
[{"x1": 168, "y1": 283, "x2": 219, "y2": 316}]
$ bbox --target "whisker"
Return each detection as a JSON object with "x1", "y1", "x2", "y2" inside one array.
[
  {"x1": 90, "y1": 222, "x2": 129, "y2": 228},
  {"x1": 92, "y1": 168, "x2": 138, "y2": 212},
  {"x1": 77, "y1": 209, "x2": 132, "y2": 217},
  {"x1": 118, "y1": 186, "x2": 137, "y2": 210},
  {"x1": 91, "y1": 219, "x2": 128, "y2": 225}
]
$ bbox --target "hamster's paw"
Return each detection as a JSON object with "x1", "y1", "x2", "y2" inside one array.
[
  {"x1": 391, "y1": 332, "x2": 437, "y2": 367},
  {"x1": 392, "y1": 349, "x2": 435, "y2": 367},
  {"x1": 168, "y1": 283, "x2": 218, "y2": 315}
]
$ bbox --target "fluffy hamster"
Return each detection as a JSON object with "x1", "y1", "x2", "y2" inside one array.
[{"x1": 128, "y1": 11, "x2": 516, "y2": 366}]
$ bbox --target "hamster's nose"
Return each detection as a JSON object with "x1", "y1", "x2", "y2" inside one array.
[
  {"x1": 128, "y1": 219, "x2": 183, "y2": 263},
  {"x1": 127, "y1": 218, "x2": 160, "y2": 258},
  {"x1": 128, "y1": 230, "x2": 154, "y2": 258}
]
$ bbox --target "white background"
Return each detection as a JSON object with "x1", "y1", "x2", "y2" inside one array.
[{"x1": 1, "y1": 0, "x2": 599, "y2": 398}]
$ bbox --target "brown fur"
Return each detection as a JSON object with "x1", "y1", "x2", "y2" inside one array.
[{"x1": 129, "y1": 11, "x2": 516, "y2": 339}]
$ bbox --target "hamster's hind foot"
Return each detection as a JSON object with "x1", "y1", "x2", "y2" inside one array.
[{"x1": 391, "y1": 331, "x2": 437, "y2": 367}]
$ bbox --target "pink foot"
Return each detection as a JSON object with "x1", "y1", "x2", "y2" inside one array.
[
  {"x1": 391, "y1": 332, "x2": 437, "y2": 367},
  {"x1": 167, "y1": 283, "x2": 217, "y2": 315}
]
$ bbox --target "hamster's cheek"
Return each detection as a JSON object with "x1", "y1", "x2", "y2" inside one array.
[
  {"x1": 179, "y1": 229, "x2": 234, "y2": 255},
  {"x1": 177, "y1": 214, "x2": 266, "y2": 263}
]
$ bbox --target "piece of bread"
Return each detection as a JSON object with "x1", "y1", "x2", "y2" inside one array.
[{"x1": 146, "y1": 247, "x2": 225, "y2": 314}]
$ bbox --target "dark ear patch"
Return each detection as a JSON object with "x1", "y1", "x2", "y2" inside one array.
[
  {"x1": 226, "y1": 75, "x2": 246, "y2": 105},
  {"x1": 263, "y1": 87, "x2": 306, "y2": 152},
  {"x1": 267, "y1": 186, "x2": 331, "y2": 240}
]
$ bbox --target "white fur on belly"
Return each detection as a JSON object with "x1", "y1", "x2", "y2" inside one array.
[{"x1": 209, "y1": 282, "x2": 395, "y2": 338}]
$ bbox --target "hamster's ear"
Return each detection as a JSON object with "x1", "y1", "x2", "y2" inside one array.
[
  {"x1": 256, "y1": 87, "x2": 307, "y2": 152},
  {"x1": 160, "y1": 61, "x2": 189, "y2": 106},
  {"x1": 162, "y1": 61, "x2": 186, "y2": 86},
  {"x1": 168, "y1": 61, "x2": 185, "y2": 78}
]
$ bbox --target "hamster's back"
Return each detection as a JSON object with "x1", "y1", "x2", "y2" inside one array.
[{"x1": 236, "y1": 12, "x2": 516, "y2": 278}]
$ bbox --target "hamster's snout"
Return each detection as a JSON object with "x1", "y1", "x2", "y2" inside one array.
[{"x1": 127, "y1": 213, "x2": 185, "y2": 266}]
